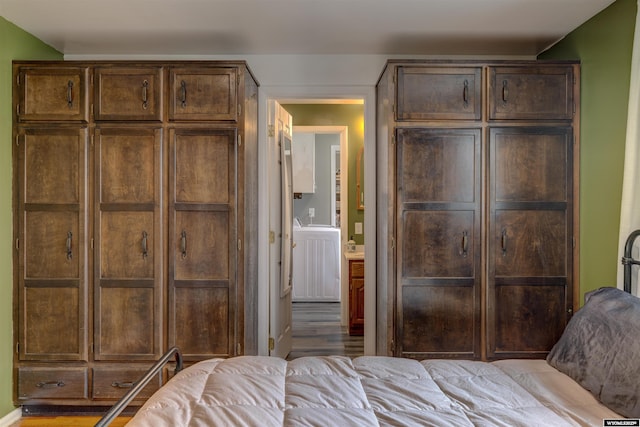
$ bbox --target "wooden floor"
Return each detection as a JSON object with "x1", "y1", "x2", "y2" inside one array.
[
  {"x1": 9, "y1": 416, "x2": 131, "y2": 427},
  {"x1": 288, "y1": 301, "x2": 364, "y2": 359},
  {"x1": 11, "y1": 302, "x2": 361, "y2": 425}
]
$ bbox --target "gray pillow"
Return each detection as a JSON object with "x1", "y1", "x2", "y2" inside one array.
[{"x1": 547, "y1": 287, "x2": 640, "y2": 417}]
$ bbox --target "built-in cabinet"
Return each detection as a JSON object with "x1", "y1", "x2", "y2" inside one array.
[
  {"x1": 348, "y1": 259, "x2": 365, "y2": 336},
  {"x1": 12, "y1": 61, "x2": 258, "y2": 407},
  {"x1": 377, "y1": 60, "x2": 579, "y2": 360}
]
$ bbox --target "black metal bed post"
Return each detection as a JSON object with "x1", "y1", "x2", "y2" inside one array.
[
  {"x1": 94, "y1": 347, "x2": 183, "y2": 427},
  {"x1": 622, "y1": 229, "x2": 640, "y2": 294}
]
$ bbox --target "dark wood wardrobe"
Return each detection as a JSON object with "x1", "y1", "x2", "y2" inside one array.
[
  {"x1": 12, "y1": 61, "x2": 259, "y2": 407},
  {"x1": 376, "y1": 60, "x2": 579, "y2": 360}
]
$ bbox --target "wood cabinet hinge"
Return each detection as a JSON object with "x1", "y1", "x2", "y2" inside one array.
[
  {"x1": 16, "y1": 104, "x2": 20, "y2": 116},
  {"x1": 391, "y1": 236, "x2": 395, "y2": 249},
  {"x1": 391, "y1": 135, "x2": 396, "y2": 145},
  {"x1": 238, "y1": 103, "x2": 242, "y2": 116},
  {"x1": 16, "y1": 74, "x2": 20, "y2": 86},
  {"x1": 91, "y1": 134, "x2": 94, "y2": 146},
  {"x1": 269, "y1": 231, "x2": 275, "y2": 244},
  {"x1": 238, "y1": 135, "x2": 242, "y2": 147},
  {"x1": 15, "y1": 135, "x2": 19, "y2": 146},
  {"x1": 572, "y1": 237, "x2": 576, "y2": 249},
  {"x1": 15, "y1": 238, "x2": 19, "y2": 251},
  {"x1": 268, "y1": 337, "x2": 275, "y2": 351},
  {"x1": 236, "y1": 342, "x2": 242, "y2": 355},
  {"x1": 238, "y1": 239, "x2": 242, "y2": 251},
  {"x1": 91, "y1": 238, "x2": 94, "y2": 250},
  {"x1": 16, "y1": 342, "x2": 19, "y2": 354},
  {"x1": 267, "y1": 124, "x2": 275, "y2": 137}
]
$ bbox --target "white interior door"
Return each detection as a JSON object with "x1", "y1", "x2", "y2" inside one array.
[{"x1": 268, "y1": 100, "x2": 293, "y2": 358}]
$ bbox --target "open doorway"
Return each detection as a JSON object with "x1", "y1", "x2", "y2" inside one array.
[
  {"x1": 285, "y1": 123, "x2": 360, "y2": 358},
  {"x1": 258, "y1": 86, "x2": 376, "y2": 358}
]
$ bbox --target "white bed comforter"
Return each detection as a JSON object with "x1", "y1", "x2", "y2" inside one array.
[{"x1": 126, "y1": 356, "x2": 619, "y2": 427}]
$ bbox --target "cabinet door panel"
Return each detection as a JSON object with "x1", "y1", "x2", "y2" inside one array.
[
  {"x1": 97, "y1": 129, "x2": 157, "y2": 204},
  {"x1": 492, "y1": 284, "x2": 567, "y2": 356},
  {"x1": 396, "y1": 67, "x2": 481, "y2": 121},
  {"x1": 174, "y1": 211, "x2": 230, "y2": 280},
  {"x1": 17, "y1": 67, "x2": 89, "y2": 122},
  {"x1": 22, "y1": 128, "x2": 84, "y2": 204},
  {"x1": 171, "y1": 287, "x2": 230, "y2": 357},
  {"x1": 99, "y1": 211, "x2": 155, "y2": 279},
  {"x1": 94, "y1": 127, "x2": 162, "y2": 361},
  {"x1": 169, "y1": 128, "x2": 237, "y2": 360},
  {"x1": 492, "y1": 128, "x2": 570, "y2": 202},
  {"x1": 174, "y1": 132, "x2": 233, "y2": 203},
  {"x1": 488, "y1": 126, "x2": 573, "y2": 358},
  {"x1": 17, "y1": 127, "x2": 88, "y2": 362},
  {"x1": 395, "y1": 127, "x2": 481, "y2": 358},
  {"x1": 494, "y1": 210, "x2": 567, "y2": 277},
  {"x1": 95, "y1": 286, "x2": 157, "y2": 359},
  {"x1": 169, "y1": 67, "x2": 238, "y2": 121},
  {"x1": 397, "y1": 128, "x2": 478, "y2": 203},
  {"x1": 402, "y1": 211, "x2": 476, "y2": 278},
  {"x1": 94, "y1": 67, "x2": 162, "y2": 121},
  {"x1": 401, "y1": 285, "x2": 477, "y2": 358},
  {"x1": 22, "y1": 287, "x2": 82, "y2": 360},
  {"x1": 489, "y1": 66, "x2": 574, "y2": 120}
]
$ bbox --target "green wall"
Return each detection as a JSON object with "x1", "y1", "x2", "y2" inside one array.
[
  {"x1": 282, "y1": 104, "x2": 366, "y2": 245},
  {"x1": 0, "y1": 16, "x2": 62, "y2": 418},
  {"x1": 540, "y1": 0, "x2": 636, "y2": 303}
]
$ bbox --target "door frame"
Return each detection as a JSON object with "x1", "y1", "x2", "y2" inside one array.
[{"x1": 257, "y1": 85, "x2": 376, "y2": 356}]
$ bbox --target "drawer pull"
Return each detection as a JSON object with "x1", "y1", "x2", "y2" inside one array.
[
  {"x1": 501, "y1": 229, "x2": 508, "y2": 256},
  {"x1": 36, "y1": 380, "x2": 65, "y2": 389},
  {"x1": 66, "y1": 231, "x2": 73, "y2": 260},
  {"x1": 502, "y1": 80, "x2": 509, "y2": 103},
  {"x1": 111, "y1": 381, "x2": 135, "y2": 389},
  {"x1": 181, "y1": 230, "x2": 187, "y2": 259},
  {"x1": 67, "y1": 80, "x2": 74, "y2": 107},
  {"x1": 142, "y1": 80, "x2": 149, "y2": 110},
  {"x1": 461, "y1": 231, "x2": 468, "y2": 257},
  {"x1": 180, "y1": 80, "x2": 187, "y2": 107},
  {"x1": 463, "y1": 80, "x2": 469, "y2": 106},
  {"x1": 141, "y1": 231, "x2": 148, "y2": 259}
]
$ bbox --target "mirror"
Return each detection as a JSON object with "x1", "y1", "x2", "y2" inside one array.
[{"x1": 356, "y1": 145, "x2": 364, "y2": 210}]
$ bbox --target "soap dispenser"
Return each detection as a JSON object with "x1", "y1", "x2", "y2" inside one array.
[{"x1": 347, "y1": 235, "x2": 356, "y2": 252}]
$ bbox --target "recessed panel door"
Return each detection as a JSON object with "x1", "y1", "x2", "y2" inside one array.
[
  {"x1": 168, "y1": 128, "x2": 237, "y2": 360},
  {"x1": 396, "y1": 127, "x2": 481, "y2": 359}
]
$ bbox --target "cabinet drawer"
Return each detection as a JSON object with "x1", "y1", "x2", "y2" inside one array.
[
  {"x1": 169, "y1": 67, "x2": 238, "y2": 121},
  {"x1": 350, "y1": 261, "x2": 364, "y2": 278},
  {"x1": 94, "y1": 67, "x2": 162, "y2": 121},
  {"x1": 18, "y1": 367, "x2": 88, "y2": 400},
  {"x1": 92, "y1": 367, "x2": 162, "y2": 400},
  {"x1": 396, "y1": 67, "x2": 482, "y2": 121},
  {"x1": 488, "y1": 66, "x2": 575, "y2": 120},
  {"x1": 17, "y1": 66, "x2": 89, "y2": 122}
]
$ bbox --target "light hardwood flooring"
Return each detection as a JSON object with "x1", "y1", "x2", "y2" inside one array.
[
  {"x1": 288, "y1": 301, "x2": 364, "y2": 359},
  {"x1": 9, "y1": 415, "x2": 130, "y2": 427}
]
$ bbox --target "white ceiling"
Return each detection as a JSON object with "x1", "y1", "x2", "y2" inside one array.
[{"x1": 0, "y1": 0, "x2": 616, "y2": 57}]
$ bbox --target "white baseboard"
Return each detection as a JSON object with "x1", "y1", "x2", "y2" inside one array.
[{"x1": 0, "y1": 408, "x2": 21, "y2": 427}]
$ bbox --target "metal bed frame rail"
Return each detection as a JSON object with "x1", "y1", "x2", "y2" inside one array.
[
  {"x1": 622, "y1": 229, "x2": 640, "y2": 294},
  {"x1": 94, "y1": 346, "x2": 183, "y2": 427}
]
